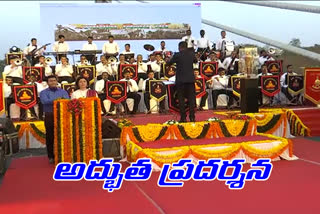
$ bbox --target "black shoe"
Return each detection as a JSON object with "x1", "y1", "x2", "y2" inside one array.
[
  {"x1": 49, "y1": 158, "x2": 54, "y2": 164},
  {"x1": 190, "y1": 118, "x2": 196, "y2": 122},
  {"x1": 179, "y1": 118, "x2": 187, "y2": 123}
]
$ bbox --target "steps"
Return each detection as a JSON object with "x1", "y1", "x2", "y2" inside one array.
[{"x1": 293, "y1": 108, "x2": 320, "y2": 136}]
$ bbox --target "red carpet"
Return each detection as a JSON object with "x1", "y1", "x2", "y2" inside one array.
[
  {"x1": 1, "y1": 137, "x2": 320, "y2": 214},
  {"x1": 293, "y1": 108, "x2": 320, "y2": 136}
]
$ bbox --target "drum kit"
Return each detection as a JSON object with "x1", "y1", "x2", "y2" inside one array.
[{"x1": 143, "y1": 44, "x2": 173, "y2": 60}]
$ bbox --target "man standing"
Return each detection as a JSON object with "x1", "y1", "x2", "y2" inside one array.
[
  {"x1": 103, "y1": 35, "x2": 119, "y2": 58},
  {"x1": 167, "y1": 41, "x2": 196, "y2": 122},
  {"x1": 24, "y1": 38, "x2": 46, "y2": 65},
  {"x1": 40, "y1": 75, "x2": 69, "y2": 164},
  {"x1": 182, "y1": 29, "x2": 196, "y2": 51},
  {"x1": 52, "y1": 34, "x2": 70, "y2": 63},
  {"x1": 197, "y1": 30, "x2": 211, "y2": 61},
  {"x1": 82, "y1": 36, "x2": 97, "y2": 65}
]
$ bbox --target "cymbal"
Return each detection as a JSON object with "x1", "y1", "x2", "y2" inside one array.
[{"x1": 144, "y1": 44, "x2": 155, "y2": 51}]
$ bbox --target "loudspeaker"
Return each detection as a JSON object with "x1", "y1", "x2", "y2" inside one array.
[
  {"x1": 101, "y1": 118, "x2": 121, "y2": 139},
  {"x1": 102, "y1": 138, "x2": 121, "y2": 159},
  {"x1": 0, "y1": 118, "x2": 17, "y2": 134},
  {"x1": 240, "y1": 78, "x2": 259, "y2": 113}
]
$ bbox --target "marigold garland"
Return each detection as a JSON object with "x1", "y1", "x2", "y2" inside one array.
[
  {"x1": 286, "y1": 109, "x2": 311, "y2": 136},
  {"x1": 13, "y1": 122, "x2": 46, "y2": 147}
]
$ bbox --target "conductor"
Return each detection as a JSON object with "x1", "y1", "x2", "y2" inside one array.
[{"x1": 167, "y1": 41, "x2": 196, "y2": 122}]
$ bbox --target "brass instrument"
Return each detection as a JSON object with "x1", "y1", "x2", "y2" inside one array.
[
  {"x1": 83, "y1": 59, "x2": 89, "y2": 65},
  {"x1": 45, "y1": 57, "x2": 53, "y2": 65},
  {"x1": 108, "y1": 56, "x2": 118, "y2": 64},
  {"x1": 13, "y1": 58, "x2": 23, "y2": 66}
]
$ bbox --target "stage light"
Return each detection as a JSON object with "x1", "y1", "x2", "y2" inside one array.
[{"x1": 9, "y1": 46, "x2": 21, "y2": 53}]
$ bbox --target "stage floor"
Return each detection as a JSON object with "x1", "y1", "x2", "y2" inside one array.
[{"x1": 0, "y1": 138, "x2": 319, "y2": 214}]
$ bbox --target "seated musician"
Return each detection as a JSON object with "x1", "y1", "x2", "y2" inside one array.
[
  {"x1": 208, "y1": 67, "x2": 234, "y2": 110},
  {"x1": 96, "y1": 55, "x2": 115, "y2": 81},
  {"x1": 4, "y1": 77, "x2": 14, "y2": 118},
  {"x1": 35, "y1": 56, "x2": 53, "y2": 79},
  {"x1": 102, "y1": 35, "x2": 119, "y2": 58},
  {"x1": 115, "y1": 54, "x2": 129, "y2": 80},
  {"x1": 280, "y1": 64, "x2": 298, "y2": 103},
  {"x1": 95, "y1": 72, "x2": 114, "y2": 115},
  {"x1": 26, "y1": 74, "x2": 45, "y2": 119},
  {"x1": 82, "y1": 36, "x2": 97, "y2": 64},
  {"x1": 134, "y1": 54, "x2": 148, "y2": 81},
  {"x1": 71, "y1": 77, "x2": 97, "y2": 99},
  {"x1": 258, "y1": 50, "x2": 274, "y2": 68},
  {"x1": 151, "y1": 53, "x2": 163, "y2": 79},
  {"x1": 3, "y1": 57, "x2": 23, "y2": 84},
  {"x1": 55, "y1": 56, "x2": 74, "y2": 83},
  {"x1": 222, "y1": 51, "x2": 239, "y2": 76},
  {"x1": 120, "y1": 70, "x2": 141, "y2": 115},
  {"x1": 194, "y1": 69, "x2": 208, "y2": 111},
  {"x1": 76, "y1": 54, "x2": 91, "y2": 66},
  {"x1": 52, "y1": 34, "x2": 70, "y2": 63},
  {"x1": 142, "y1": 71, "x2": 165, "y2": 114},
  {"x1": 257, "y1": 64, "x2": 272, "y2": 105},
  {"x1": 205, "y1": 51, "x2": 223, "y2": 68}
]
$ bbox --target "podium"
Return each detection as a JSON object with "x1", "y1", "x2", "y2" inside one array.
[{"x1": 240, "y1": 78, "x2": 259, "y2": 113}]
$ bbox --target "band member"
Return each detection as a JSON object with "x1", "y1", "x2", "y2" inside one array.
[
  {"x1": 197, "y1": 30, "x2": 211, "y2": 61},
  {"x1": 151, "y1": 53, "x2": 163, "y2": 79},
  {"x1": 102, "y1": 35, "x2": 119, "y2": 57},
  {"x1": 35, "y1": 56, "x2": 53, "y2": 78},
  {"x1": 26, "y1": 74, "x2": 44, "y2": 119},
  {"x1": 40, "y1": 75, "x2": 69, "y2": 164},
  {"x1": 216, "y1": 30, "x2": 228, "y2": 51},
  {"x1": 71, "y1": 77, "x2": 97, "y2": 99},
  {"x1": 3, "y1": 57, "x2": 23, "y2": 84},
  {"x1": 205, "y1": 52, "x2": 223, "y2": 68},
  {"x1": 167, "y1": 41, "x2": 196, "y2": 122},
  {"x1": 258, "y1": 50, "x2": 274, "y2": 67},
  {"x1": 134, "y1": 54, "x2": 148, "y2": 80},
  {"x1": 208, "y1": 67, "x2": 234, "y2": 110},
  {"x1": 193, "y1": 52, "x2": 202, "y2": 69},
  {"x1": 24, "y1": 38, "x2": 46, "y2": 65},
  {"x1": 222, "y1": 51, "x2": 239, "y2": 76},
  {"x1": 257, "y1": 64, "x2": 272, "y2": 105},
  {"x1": 95, "y1": 72, "x2": 114, "y2": 115},
  {"x1": 142, "y1": 71, "x2": 165, "y2": 114},
  {"x1": 82, "y1": 36, "x2": 97, "y2": 64},
  {"x1": 194, "y1": 69, "x2": 208, "y2": 111},
  {"x1": 52, "y1": 35, "x2": 70, "y2": 63},
  {"x1": 120, "y1": 69, "x2": 141, "y2": 115},
  {"x1": 55, "y1": 56, "x2": 74, "y2": 83},
  {"x1": 280, "y1": 64, "x2": 298, "y2": 103},
  {"x1": 96, "y1": 55, "x2": 116, "y2": 80},
  {"x1": 157, "y1": 41, "x2": 168, "y2": 53},
  {"x1": 76, "y1": 55, "x2": 91, "y2": 66},
  {"x1": 121, "y1": 44, "x2": 135, "y2": 61},
  {"x1": 182, "y1": 29, "x2": 196, "y2": 51},
  {"x1": 4, "y1": 77, "x2": 14, "y2": 118}
]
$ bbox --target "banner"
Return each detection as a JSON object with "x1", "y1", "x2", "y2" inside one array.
[
  {"x1": 61, "y1": 83, "x2": 77, "y2": 97},
  {"x1": 22, "y1": 67, "x2": 43, "y2": 84},
  {"x1": 265, "y1": 60, "x2": 283, "y2": 75},
  {"x1": 288, "y1": 75, "x2": 304, "y2": 95},
  {"x1": 13, "y1": 85, "x2": 37, "y2": 109},
  {"x1": 195, "y1": 77, "x2": 206, "y2": 98},
  {"x1": 76, "y1": 66, "x2": 96, "y2": 84},
  {"x1": 167, "y1": 84, "x2": 189, "y2": 113},
  {"x1": 55, "y1": 23, "x2": 190, "y2": 41},
  {"x1": 119, "y1": 64, "x2": 138, "y2": 80},
  {"x1": 200, "y1": 62, "x2": 217, "y2": 80},
  {"x1": 5, "y1": 53, "x2": 23, "y2": 65},
  {"x1": 106, "y1": 81, "x2": 127, "y2": 104},
  {"x1": 0, "y1": 80, "x2": 4, "y2": 114},
  {"x1": 163, "y1": 63, "x2": 176, "y2": 80},
  {"x1": 261, "y1": 75, "x2": 280, "y2": 97},
  {"x1": 149, "y1": 80, "x2": 167, "y2": 101},
  {"x1": 231, "y1": 76, "x2": 245, "y2": 97},
  {"x1": 304, "y1": 68, "x2": 320, "y2": 104}
]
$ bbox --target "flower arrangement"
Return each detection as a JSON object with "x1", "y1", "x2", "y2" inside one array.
[
  {"x1": 67, "y1": 99, "x2": 84, "y2": 116},
  {"x1": 118, "y1": 119, "x2": 134, "y2": 128},
  {"x1": 227, "y1": 113, "x2": 251, "y2": 121},
  {"x1": 164, "y1": 120, "x2": 179, "y2": 125},
  {"x1": 207, "y1": 117, "x2": 221, "y2": 122}
]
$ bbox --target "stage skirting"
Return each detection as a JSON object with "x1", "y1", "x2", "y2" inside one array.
[{"x1": 14, "y1": 121, "x2": 46, "y2": 149}]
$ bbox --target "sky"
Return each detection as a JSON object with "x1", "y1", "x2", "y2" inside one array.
[{"x1": 0, "y1": 0, "x2": 319, "y2": 59}]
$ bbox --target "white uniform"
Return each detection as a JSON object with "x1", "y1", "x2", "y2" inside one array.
[
  {"x1": 82, "y1": 42, "x2": 98, "y2": 51},
  {"x1": 197, "y1": 37, "x2": 211, "y2": 49},
  {"x1": 3, "y1": 65, "x2": 22, "y2": 78},
  {"x1": 55, "y1": 64, "x2": 73, "y2": 77},
  {"x1": 182, "y1": 35, "x2": 196, "y2": 49},
  {"x1": 210, "y1": 75, "x2": 229, "y2": 90},
  {"x1": 222, "y1": 57, "x2": 239, "y2": 70},
  {"x1": 52, "y1": 41, "x2": 70, "y2": 52},
  {"x1": 280, "y1": 72, "x2": 297, "y2": 88},
  {"x1": 35, "y1": 63, "x2": 53, "y2": 77},
  {"x1": 102, "y1": 42, "x2": 119, "y2": 55},
  {"x1": 120, "y1": 78, "x2": 139, "y2": 92},
  {"x1": 134, "y1": 62, "x2": 148, "y2": 74},
  {"x1": 24, "y1": 44, "x2": 45, "y2": 57}
]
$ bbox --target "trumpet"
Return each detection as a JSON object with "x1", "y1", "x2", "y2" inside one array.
[
  {"x1": 108, "y1": 56, "x2": 118, "y2": 64},
  {"x1": 45, "y1": 57, "x2": 53, "y2": 65},
  {"x1": 14, "y1": 58, "x2": 23, "y2": 66}
]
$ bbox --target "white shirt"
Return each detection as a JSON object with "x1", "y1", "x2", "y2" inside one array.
[
  {"x1": 259, "y1": 56, "x2": 274, "y2": 66},
  {"x1": 216, "y1": 37, "x2": 227, "y2": 51},
  {"x1": 55, "y1": 64, "x2": 73, "y2": 77},
  {"x1": 222, "y1": 57, "x2": 239, "y2": 70},
  {"x1": 168, "y1": 76, "x2": 176, "y2": 82},
  {"x1": 71, "y1": 89, "x2": 88, "y2": 99},
  {"x1": 24, "y1": 44, "x2": 44, "y2": 57},
  {"x1": 75, "y1": 62, "x2": 91, "y2": 66},
  {"x1": 280, "y1": 72, "x2": 297, "y2": 88},
  {"x1": 142, "y1": 78, "x2": 155, "y2": 92},
  {"x1": 102, "y1": 42, "x2": 119, "y2": 54},
  {"x1": 182, "y1": 35, "x2": 196, "y2": 49},
  {"x1": 210, "y1": 75, "x2": 229, "y2": 90},
  {"x1": 52, "y1": 41, "x2": 70, "y2": 52},
  {"x1": 134, "y1": 62, "x2": 148, "y2": 74},
  {"x1": 95, "y1": 79, "x2": 107, "y2": 94},
  {"x1": 121, "y1": 50, "x2": 135, "y2": 55},
  {"x1": 96, "y1": 62, "x2": 116, "y2": 76},
  {"x1": 120, "y1": 78, "x2": 139, "y2": 92},
  {"x1": 151, "y1": 61, "x2": 162, "y2": 73},
  {"x1": 26, "y1": 82, "x2": 44, "y2": 95},
  {"x1": 82, "y1": 42, "x2": 98, "y2": 51},
  {"x1": 157, "y1": 47, "x2": 168, "y2": 52},
  {"x1": 3, "y1": 65, "x2": 22, "y2": 78},
  {"x1": 35, "y1": 63, "x2": 53, "y2": 76},
  {"x1": 4, "y1": 83, "x2": 12, "y2": 98},
  {"x1": 257, "y1": 72, "x2": 272, "y2": 77},
  {"x1": 197, "y1": 37, "x2": 211, "y2": 49}
]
